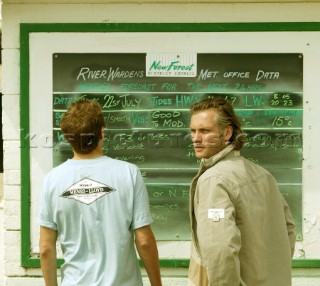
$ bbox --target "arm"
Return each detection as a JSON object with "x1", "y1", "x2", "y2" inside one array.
[
  {"x1": 39, "y1": 226, "x2": 58, "y2": 286},
  {"x1": 134, "y1": 225, "x2": 162, "y2": 286},
  {"x1": 196, "y1": 178, "x2": 241, "y2": 286},
  {"x1": 282, "y1": 196, "x2": 296, "y2": 257}
]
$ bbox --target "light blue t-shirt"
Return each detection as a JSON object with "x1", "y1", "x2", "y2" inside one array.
[{"x1": 39, "y1": 156, "x2": 153, "y2": 286}]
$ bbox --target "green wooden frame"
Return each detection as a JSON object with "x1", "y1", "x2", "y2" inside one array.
[{"x1": 20, "y1": 22, "x2": 320, "y2": 268}]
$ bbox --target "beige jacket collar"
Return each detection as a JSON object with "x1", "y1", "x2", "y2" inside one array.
[{"x1": 201, "y1": 144, "x2": 239, "y2": 169}]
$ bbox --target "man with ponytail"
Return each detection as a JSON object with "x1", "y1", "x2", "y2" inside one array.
[{"x1": 188, "y1": 97, "x2": 295, "y2": 286}]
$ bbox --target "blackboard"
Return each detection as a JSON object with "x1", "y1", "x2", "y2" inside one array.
[{"x1": 53, "y1": 53, "x2": 303, "y2": 240}]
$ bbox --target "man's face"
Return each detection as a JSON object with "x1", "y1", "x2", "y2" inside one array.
[{"x1": 190, "y1": 109, "x2": 231, "y2": 159}]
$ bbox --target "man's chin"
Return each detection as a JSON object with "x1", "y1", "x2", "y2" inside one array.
[{"x1": 194, "y1": 152, "x2": 204, "y2": 159}]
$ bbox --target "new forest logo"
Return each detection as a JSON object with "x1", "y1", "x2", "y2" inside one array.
[{"x1": 146, "y1": 53, "x2": 197, "y2": 77}]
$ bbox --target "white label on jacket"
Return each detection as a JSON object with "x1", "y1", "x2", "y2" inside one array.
[{"x1": 208, "y1": 208, "x2": 225, "y2": 221}]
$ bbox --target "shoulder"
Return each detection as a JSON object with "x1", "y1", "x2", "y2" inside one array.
[
  {"x1": 107, "y1": 157, "x2": 139, "y2": 170},
  {"x1": 44, "y1": 160, "x2": 70, "y2": 180},
  {"x1": 201, "y1": 155, "x2": 273, "y2": 187},
  {"x1": 104, "y1": 157, "x2": 142, "y2": 178},
  {"x1": 40, "y1": 162, "x2": 74, "y2": 193}
]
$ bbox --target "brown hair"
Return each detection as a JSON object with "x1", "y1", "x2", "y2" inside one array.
[
  {"x1": 60, "y1": 99, "x2": 105, "y2": 154},
  {"x1": 190, "y1": 97, "x2": 246, "y2": 150}
]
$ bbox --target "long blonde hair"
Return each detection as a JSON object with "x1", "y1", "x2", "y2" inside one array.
[{"x1": 191, "y1": 97, "x2": 246, "y2": 150}]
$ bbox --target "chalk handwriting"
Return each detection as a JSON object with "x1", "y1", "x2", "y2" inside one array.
[
  {"x1": 121, "y1": 83, "x2": 157, "y2": 91},
  {"x1": 256, "y1": 70, "x2": 280, "y2": 81},
  {"x1": 151, "y1": 96, "x2": 172, "y2": 107},
  {"x1": 198, "y1": 69, "x2": 219, "y2": 80},
  {"x1": 76, "y1": 67, "x2": 144, "y2": 81},
  {"x1": 224, "y1": 71, "x2": 250, "y2": 78}
]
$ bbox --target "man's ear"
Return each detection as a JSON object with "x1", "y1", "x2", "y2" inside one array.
[
  {"x1": 224, "y1": 125, "x2": 233, "y2": 141},
  {"x1": 100, "y1": 128, "x2": 104, "y2": 139}
]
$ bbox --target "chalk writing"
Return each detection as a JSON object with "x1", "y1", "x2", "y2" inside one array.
[
  {"x1": 235, "y1": 83, "x2": 264, "y2": 91},
  {"x1": 76, "y1": 67, "x2": 144, "y2": 81},
  {"x1": 120, "y1": 83, "x2": 156, "y2": 91},
  {"x1": 105, "y1": 113, "x2": 130, "y2": 124},
  {"x1": 245, "y1": 132, "x2": 302, "y2": 150},
  {"x1": 114, "y1": 155, "x2": 145, "y2": 163},
  {"x1": 160, "y1": 83, "x2": 177, "y2": 91},
  {"x1": 272, "y1": 116, "x2": 292, "y2": 127},
  {"x1": 113, "y1": 143, "x2": 144, "y2": 151},
  {"x1": 256, "y1": 70, "x2": 280, "y2": 81},
  {"x1": 270, "y1": 93, "x2": 294, "y2": 106},
  {"x1": 206, "y1": 83, "x2": 229, "y2": 91},
  {"x1": 244, "y1": 94, "x2": 264, "y2": 107},
  {"x1": 198, "y1": 69, "x2": 219, "y2": 80},
  {"x1": 103, "y1": 94, "x2": 120, "y2": 109},
  {"x1": 152, "y1": 96, "x2": 172, "y2": 107},
  {"x1": 224, "y1": 71, "x2": 250, "y2": 78},
  {"x1": 53, "y1": 53, "x2": 303, "y2": 240},
  {"x1": 187, "y1": 83, "x2": 202, "y2": 90},
  {"x1": 175, "y1": 95, "x2": 198, "y2": 107}
]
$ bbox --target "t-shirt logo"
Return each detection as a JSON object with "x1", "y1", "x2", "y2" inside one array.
[{"x1": 61, "y1": 178, "x2": 115, "y2": 205}]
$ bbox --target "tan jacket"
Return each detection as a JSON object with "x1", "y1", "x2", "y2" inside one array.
[{"x1": 188, "y1": 145, "x2": 296, "y2": 286}]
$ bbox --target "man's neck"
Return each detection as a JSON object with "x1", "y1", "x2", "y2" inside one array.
[{"x1": 72, "y1": 149, "x2": 104, "y2": 160}]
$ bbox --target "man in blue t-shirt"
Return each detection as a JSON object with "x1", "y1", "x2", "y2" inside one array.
[{"x1": 39, "y1": 99, "x2": 162, "y2": 286}]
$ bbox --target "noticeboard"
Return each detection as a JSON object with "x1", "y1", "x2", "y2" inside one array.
[
  {"x1": 22, "y1": 23, "x2": 320, "y2": 268},
  {"x1": 52, "y1": 53, "x2": 303, "y2": 241}
]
